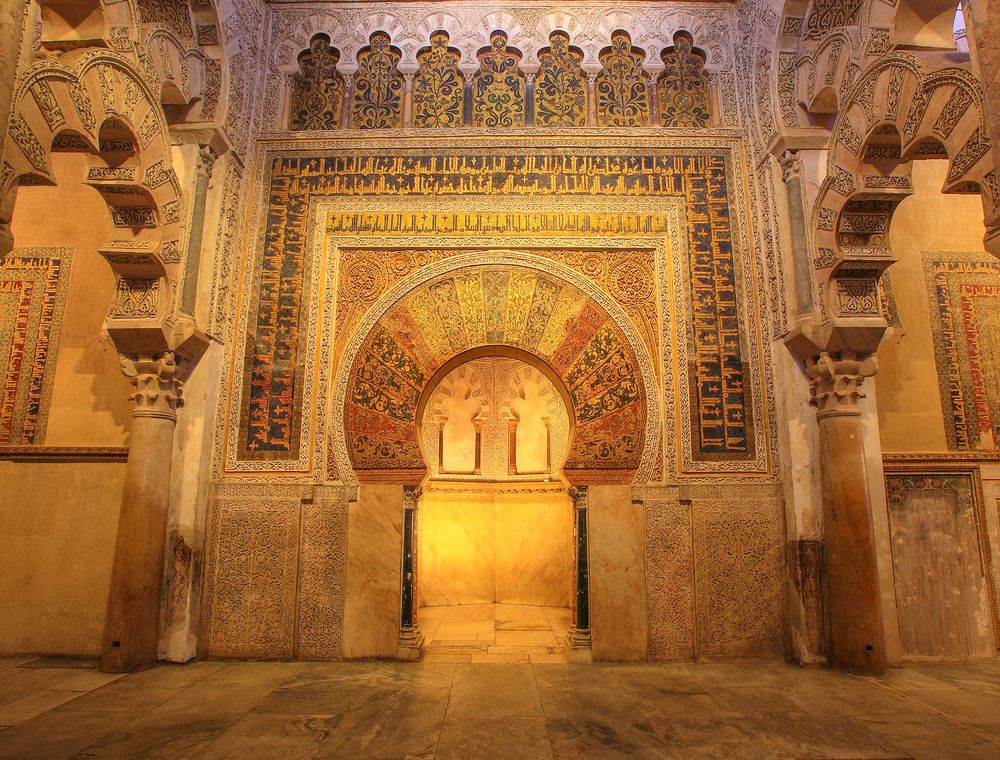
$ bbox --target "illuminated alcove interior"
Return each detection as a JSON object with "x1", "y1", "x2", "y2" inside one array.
[{"x1": 416, "y1": 354, "x2": 574, "y2": 649}]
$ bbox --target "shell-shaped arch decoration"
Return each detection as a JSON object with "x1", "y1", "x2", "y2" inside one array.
[
  {"x1": 416, "y1": 11, "x2": 465, "y2": 44},
  {"x1": 273, "y1": 14, "x2": 347, "y2": 73},
  {"x1": 535, "y1": 12, "x2": 585, "y2": 45}
]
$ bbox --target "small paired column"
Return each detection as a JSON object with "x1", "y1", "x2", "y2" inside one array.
[
  {"x1": 342, "y1": 74, "x2": 353, "y2": 129},
  {"x1": 806, "y1": 350, "x2": 887, "y2": 674},
  {"x1": 586, "y1": 73, "x2": 598, "y2": 127},
  {"x1": 397, "y1": 484, "x2": 425, "y2": 661},
  {"x1": 525, "y1": 72, "x2": 536, "y2": 126},
  {"x1": 568, "y1": 486, "x2": 592, "y2": 660},
  {"x1": 402, "y1": 72, "x2": 415, "y2": 128},
  {"x1": 100, "y1": 353, "x2": 185, "y2": 672},
  {"x1": 779, "y1": 150, "x2": 816, "y2": 318},
  {"x1": 647, "y1": 73, "x2": 660, "y2": 126},
  {"x1": 179, "y1": 145, "x2": 217, "y2": 316}
]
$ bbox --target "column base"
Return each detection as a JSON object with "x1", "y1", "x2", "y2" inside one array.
[
  {"x1": 397, "y1": 626, "x2": 425, "y2": 662},
  {"x1": 567, "y1": 627, "x2": 592, "y2": 663}
]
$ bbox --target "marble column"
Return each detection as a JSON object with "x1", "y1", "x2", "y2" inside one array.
[
  {"x1": 100, "y1": 353, "x2": 184, "y2": 673},
  {"x1": 402, "y1": 72, "x2": 415, "y2": 128},
  {"x1": 397, "y1": 484, "x2": 424, "y2": 661},
  {"x1": 805, "y1": 350, "x2": 887, "y2": 674},
  {"x1": 647, "y1": 73, "x2": 659, "y2": 126},
  {"x1": 179, "y1": 145, "x2": 216, "y2": 316},
  {"x1": 779, "y1": 150, "x2": 816, "y2": 318},
  {"x1": 586, "y1": 73, "x2": 598, "y2": 127},
  {"x1": 567, "y1": 486, "x2": 592, "y2": 661}
]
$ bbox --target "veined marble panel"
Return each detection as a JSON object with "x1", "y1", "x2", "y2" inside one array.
[
  {"x1": 588, "y1": 484, "x2": 648, "y2": 661},
  {"x1": 419, "y1": 489, "x2": 496, "y2": 606},
  {"x1": 342, "y1": 484, "x2": 404, "y2": 659},
  {"x1": 419, "y1": 483, "x2": 571, "y2": 608},
  {"x1": 494, "y1": 491, "x2": 572, "y2": 607}
]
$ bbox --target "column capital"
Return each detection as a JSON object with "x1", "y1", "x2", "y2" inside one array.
[
  {"x1": 120, "y1": 351, "x2": 184, "y2": 421},
  {"x1": 402, "y1": 484, "x2": 423, "y2": 507},
  {"x1": 804, "y1": 350, "x2": 878, "y2": 419},
  {"x1": 778, "y1": 149, "x2": 803, "y2": 184},
  {"x1": 568, "y1": 484, "x2": 589, "y2": 508},
  {"x1": 196, "y1": 144, "x2": 218, "y2": 180}
]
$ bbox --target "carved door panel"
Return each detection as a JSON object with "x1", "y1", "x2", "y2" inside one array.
[{"x1": 886, "y1": 469, "x2": 998, "y2": 659}]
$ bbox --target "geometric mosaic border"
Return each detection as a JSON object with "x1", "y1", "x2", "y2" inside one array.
[
  {"x1": 221, "y1": 135, "x2": 774, "y2": 482},
  {"x1": 0, "y1": 247, "x2": 73, "y2": 445},
  {"x1": 922, "y1": 251, "x2": 1000, "y2": 451}
]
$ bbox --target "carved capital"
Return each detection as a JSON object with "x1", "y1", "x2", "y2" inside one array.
[
  {"x1": 568, "y1": 485, "x2": 589, "y2": 508},
  {"x1": 402, "y1": 484, "x2": 423, "y2": 508},
  {"x1": 804, "y1": 350, "x2": 878, "y2": 418},
  {"x1": 196, "y1": 144, "x2": 218, "y2": 181},
  {"x1": 120, "y1": 351, "x2": 184, "y2": 420},
  {"x1": 779, "y1": 150, "x2": 803, "y2": 185}
]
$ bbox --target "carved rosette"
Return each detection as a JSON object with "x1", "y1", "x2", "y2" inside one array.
[
  {"x1": 804, "y1": 350, "x2": 878, "y2": 418},
  {"x1": 120, "y1": 352, "x2": 184, "y2": 420}
]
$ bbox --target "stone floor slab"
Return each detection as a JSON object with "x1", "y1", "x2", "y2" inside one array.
[{"x1": 0, "y1": 659, "x2": 998, "y2": 759}]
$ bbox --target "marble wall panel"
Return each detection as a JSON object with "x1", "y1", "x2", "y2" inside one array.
[
  {"x1": 419, "y1": 490, "x2": 496, "y2": 606},
  {"x1": 418, "y1": 487, "x2": 571, "y2": 608},
  {"x1": 493, "y1": 491, "x2": 572, "y2": 607},
  {"x1": 589, "y1": 485, "x2": 649, "y2": 661},
  {"x1": 201, "y1": 491, "x2": 302, "y2": 659},
  {"x1": 691, "y1": 489, "x2": 785, "y2": 658},
  {"x1": 0, "y1": 459, "x2": 124, "y2": 656},
  {"x1": 884, "y1": 469, "x2": 996, "y2": 658},
  {"x1": 342, "y1": 484, "x2": 404, "y2": 659},
  {"x1": 644, "y1": 498, "x2": 696, "y2": 661}
]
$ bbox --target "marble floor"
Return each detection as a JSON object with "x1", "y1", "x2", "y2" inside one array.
[
  {"x1": 420, "y1": 603, "x2": 571, "y2": 663},
  {"x1": 1, "y1": 658, "x2": 1000, "y2": 759}
]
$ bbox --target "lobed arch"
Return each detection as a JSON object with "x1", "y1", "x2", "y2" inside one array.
[
  {"x1": 657, "y1": 12, "x2": 729, "y2": 73},
  {"x1": 1, "y1": 50, "x2": 188, "y2": 349},
  {"x1": 810, "y1": 53, "x2": 996, "y2": 320},
  {"x1": 332, "y1": 252, "x2": 660, "y2": 487},
  {"x1": 143, "y1": 26, "x2": 220, "y2": 124}
]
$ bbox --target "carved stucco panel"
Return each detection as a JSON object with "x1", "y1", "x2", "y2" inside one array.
[
  {"x1": 644, "y1": 498, "x2": 696, "y2": 660},
  {"x1": 202, "y1": 492, "x2": 301, "y2": 658},
  {"x1": 297, "y1": 489, "x2": 349, "y2": 659},
  {"x1": 692, "y1": 497, "x2": 785, "y2": 657}
]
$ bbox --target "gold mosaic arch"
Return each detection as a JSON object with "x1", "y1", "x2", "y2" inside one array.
[{"x1": 335, "y1": 254, "x2": 659, "y2": 485}]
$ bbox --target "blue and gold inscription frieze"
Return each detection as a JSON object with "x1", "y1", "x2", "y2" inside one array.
[{"x1": 226, "y1": 137, "x2": 772, "y2": 483}]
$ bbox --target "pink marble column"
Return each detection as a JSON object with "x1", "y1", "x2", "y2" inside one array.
[
  {"x1": 805, "y1": 350, "x2": 887, "y2": 674},
  {"x1": 100, "y1": 353, "x2": 184, "y2": 673}
]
